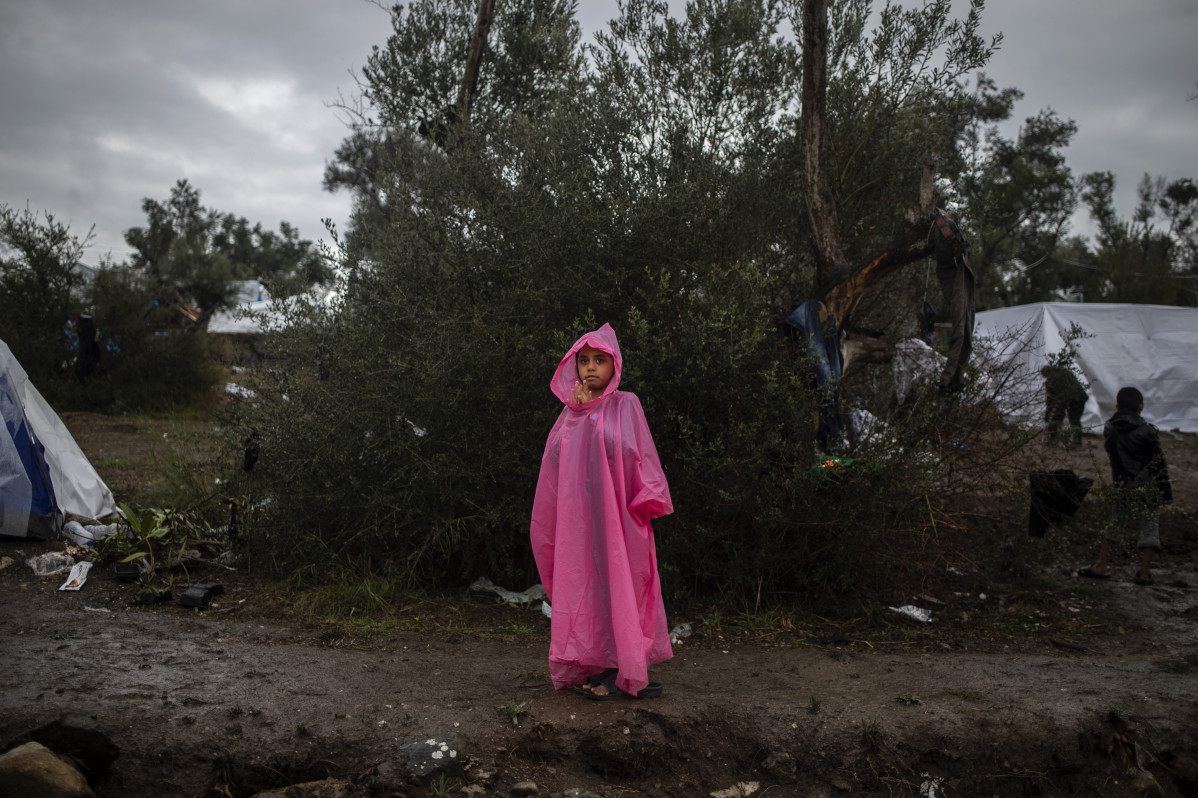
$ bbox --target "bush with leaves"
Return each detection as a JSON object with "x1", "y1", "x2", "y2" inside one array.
[
  {"x1": 0, "y1": 204, "x2": 88, "y2": 393},
  {"x1": 229, "y1": 0, "x2": 1042, "y2": 610}
]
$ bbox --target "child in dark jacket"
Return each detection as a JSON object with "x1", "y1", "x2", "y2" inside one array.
[{"x1": 1077, "y1": 386, "x2": 1172, "y2": 585}]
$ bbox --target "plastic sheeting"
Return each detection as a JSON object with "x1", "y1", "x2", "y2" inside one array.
[
  {"x1": 530, "y1": 324, "x2": 673, "y2": 696},
  {"x1": 1, "y1": 339, "x2": 116, "y2": 537},
  {"x1": 974, "y1": 303, "x2": 1198, "y2": 433}
]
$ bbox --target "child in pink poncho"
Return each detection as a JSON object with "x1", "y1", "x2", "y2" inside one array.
[{"x1": 530, "y1": 323, "x2": 674, "y2": 699}]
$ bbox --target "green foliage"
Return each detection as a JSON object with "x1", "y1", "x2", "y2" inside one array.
[
  {"x1": 124, "y1": 179, "x2": 330, "y2": 321},
  {"x1": 232, "y1": 0, "x2": 1046, "y2": 610},
  {"x1": 1077, "y1": 171, "x2": 1197, "y2": 305},
  {"x1": 955, "y1": 76, "x2": 1080, "y2": 308},
  {"x1": 77, "y1": 265, "x2": 223, "y2": 411},
  {"x1": 0, "y1": 203, "x2": 89, "y2": 386},
  {"x1": 498, "y1": 699, "x2": 531, "y2": 726}
]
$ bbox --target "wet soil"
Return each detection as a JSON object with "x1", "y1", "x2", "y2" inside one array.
[{"x1": 2, "y1": 415, "x2": 1197, "y2": 797}]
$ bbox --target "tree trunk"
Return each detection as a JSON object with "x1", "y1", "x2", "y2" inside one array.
[
  {"x1": 799, "y1": 0, "x2": 850, "y2": 289},
  {"x1": 800, "y1": 0, "x2": 938, "y2": 327},
  {"x1": 456, "y1": 0, "x2": 497, "y2": 128}
]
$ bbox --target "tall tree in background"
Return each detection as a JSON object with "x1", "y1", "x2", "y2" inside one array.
[
  {"x1": 124, "y1": 180, "x2": 329, "y2": 323},
  {"x1": 1078, "y1": 171, "x2": 1197, "y2": 305},
  {"x1": 954, "y1": 77, "x2": 1079, "y2": 308},
  {"x1": 0, "y1": 204, "x2": 90, "y2": 380},
  {"x1": 798, "y1": 0, "x2": 997, "y2": 326},
  {"x1": 244, "y1": 0, "x2": 1056, "y2": 604}
]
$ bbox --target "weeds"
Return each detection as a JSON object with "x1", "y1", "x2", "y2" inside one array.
[
  {"x1": 498, "y1": 700, "x2": 531, "y2": 726},
  {"x1": 289, "y1": 573, "x2": 412, "y2": 622},
  {"x1": 895, "y1": 695, "x2": 922, "y2": 706},
  {"x1": 430, "y1": 774, "x2": 453, "y2": 798},
  {"x1": 808, "y1": 696, "x2": 822, "y2": 715},
  {"x1": 861, "y1": 717, "x2": 880, "y2": 746}
]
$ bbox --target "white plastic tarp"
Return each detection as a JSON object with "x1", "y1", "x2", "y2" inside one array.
[
  {"x1": 208, "y1": 281, "x2": 342, "y2": 335},
  {"x1": 207, "y1": 280, "x2": 272, "y2": 334},
  {"x1": 973, "y1": 303, "x2": 1198, "y2": 433}
]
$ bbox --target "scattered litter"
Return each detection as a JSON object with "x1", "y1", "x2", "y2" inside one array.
[
  {"x1": 469, "y1": 576, "x2": 547, "y2": 607},
  {"x1": 947, "y1": 566, "x2": 964, "y2": 576},
  {"x1": 113, "y1": 561, "x2": 143, "y2": 582},
  {"x1": 84, "y1": 606, "x2": 111, "y2": 613},
  {"x1": 711, "y1": 781, "x2": 760, "y2": 798},
  {"x1": 541, "y1": 601, "x2": 552, "y2": 619},
  {"x1": 26, "y1": 551, "x2": 75, "y2": 576},
  {"x1": 62, "y1": 520, "x2": 120, "y2": 548},
  {"x1": 178, "y1": 582, "x2": 224, "y2": 609},
  {"x1": 669, "y1": 622, "x2": 693, "y2": 645},
  {"x1": 919, "y1": 773, "x2": 944, "y2": 797},
  {"x1": 58, "y1": 561, "x2": 92, "y2": 591},
  {"x1": 888, "y1": 604, "x2": 933, "y2": 624},
  {"x1": 224, "y1": 382, "x2": 257, "y2": 399}
]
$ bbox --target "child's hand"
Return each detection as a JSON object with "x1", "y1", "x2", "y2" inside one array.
[{"x1": 571, "y1": 380, "x2": 593, "y2": 405}]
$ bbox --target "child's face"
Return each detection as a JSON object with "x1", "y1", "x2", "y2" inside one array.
[{"x1": 577, "y1": 345, "x2": 614, "y2": 394}]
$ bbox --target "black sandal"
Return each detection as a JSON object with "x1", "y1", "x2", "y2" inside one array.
[
  {"x1": 582, "y1": 673, "x2": 663, "y2": 701},
  {"x1": 571, "y1": 668, "x2": 618, "y2": 696}
]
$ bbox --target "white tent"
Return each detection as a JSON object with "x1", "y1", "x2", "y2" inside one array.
[
  {"x1": 974, "y1": 303, "x2": 1198, "y2": 434},
  {"x1": 208, "y1": 280, "x2": 343, "y2": 336},
  {"x1": 1, "y1": 339, "x2": 117, "y2": 538},
  {"x1": 207, "y1": 280, "x2": 273, "y2": 335}
]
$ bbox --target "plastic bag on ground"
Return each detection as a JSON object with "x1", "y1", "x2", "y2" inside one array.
[
  {"x1": 469, "y1": 576, "x2": 547, "y2": 607},
  {"x1": 26, "y1": 551, "x2": 75, "y2": 576}
]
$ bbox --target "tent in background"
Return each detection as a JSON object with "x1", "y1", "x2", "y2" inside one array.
[
  {"x1": 207, "y1": 280, "x2": 273, "y2": 335},
  {"x1": 974, "y1": 303, "x2": 1198, "y2": 434},
  {"x1": 1, "y1": 339, "x2": 117, "y2": 538}
]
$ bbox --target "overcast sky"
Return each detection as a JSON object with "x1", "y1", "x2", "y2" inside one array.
[{"x1": 1, "y1": 0, "x2": 1194, "y2": 265}]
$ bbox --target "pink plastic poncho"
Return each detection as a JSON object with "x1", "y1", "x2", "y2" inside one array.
[{"x1": 530, "y1": 323, "x2": 674, "y2": 695}]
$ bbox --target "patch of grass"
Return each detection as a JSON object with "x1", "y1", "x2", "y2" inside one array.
[
  {"x1": 508, "y1": 623, "x2": 534, "y2": 636},
  {"x1": 146, "y1": 420, "x2": 231, "y2": 511},
  {"x1": 895, "y1": 695, "x2": 922, "y2": 706},
  {"x1": 697, "y1": 607, "x2": 725, "y2": 636},
  {"x1": 860, "y1": 717, "x2": 880, "y2": 746},
  {"x1": 808, "y1": 695, "x2": 822, "y2": 715},
  {"x1": 1107, "y1": 706, "x2": 1129, "y2": 723},
  {"x1": 430, "y1": 774, "x2": 454, "y2": 798},
  {"x1": 226, "y1": 706, "x2": 244, "y2": 719},
  {"x1": 736, "y1": 607, "x2": 796, "y2": 631},
  {"x1": 95, "y1": 456, "x2": 131, "y2": 468},
  {"x1": 289, "y1": 575, "x2": 413, "y2": 623},
  {"x1": 344, "y1": 617, "x2": 394, "y2": 639}
]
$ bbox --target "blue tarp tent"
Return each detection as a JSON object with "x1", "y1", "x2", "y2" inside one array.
[{"x1": 1, "y1": 339, "x2": 116, "y2": 538}]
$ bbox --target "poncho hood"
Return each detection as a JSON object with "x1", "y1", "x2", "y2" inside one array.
[{"x1": 550, "y1": 323, "x2": 622, "y2": 407}]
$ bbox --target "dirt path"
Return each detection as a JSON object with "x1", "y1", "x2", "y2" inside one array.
[
  {"x1": 2, "y1": 549, "x2": 1197, "y2": 797},
  {"x1": 2, "y1": 415, "x2": 1197, "y2": 796}
]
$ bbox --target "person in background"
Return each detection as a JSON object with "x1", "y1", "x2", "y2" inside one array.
[
  {"x1": 1040, "y1": 363, "x2": 1088, "y2": 446},
  {"x1": 1077, "y1": 386, "x2": 1172, "y2": 585}
]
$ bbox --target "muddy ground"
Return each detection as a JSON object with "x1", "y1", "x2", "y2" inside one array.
[{"x1": 2, "y1": 413, "x2": 1197, "y2": 797}]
